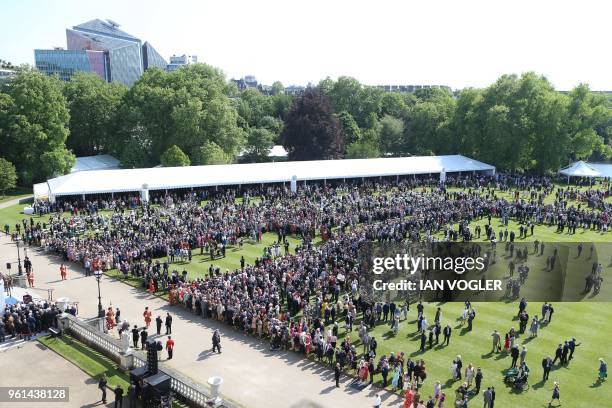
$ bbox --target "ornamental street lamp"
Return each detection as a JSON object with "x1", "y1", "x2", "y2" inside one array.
[
  {"x1": 94, "y1": 269, "x2": 104, "y2": 318},
  {"x1": 15, "y1": 238, "x2": 23, "y2": 275}
]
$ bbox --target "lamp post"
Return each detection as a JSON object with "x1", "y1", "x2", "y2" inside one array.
[
  {"x1": 94, "y1": 269, "x2": 104, "y2": 318},
  {"x1": 15, "y1": 238, "x2": 23, "y2": 275}
]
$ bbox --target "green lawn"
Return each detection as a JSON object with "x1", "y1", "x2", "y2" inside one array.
[
  {"x1": 340, "y1": 301, "x2": 611, "y2": 408},
  {"x1": 39, "y1": 334, "x2": 130, "y2": 391},
  {"x1": 0, "y1": 202, "x2": 53, "y2": 230},
  {"x1": 0, "y1": 186, "x2": 32, "y2": 204}
]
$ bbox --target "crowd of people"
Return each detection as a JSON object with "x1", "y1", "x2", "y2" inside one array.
[
  {"x1": 0, "y1": 295, "x2": 69, "y2": 344},
  {"x1": 4, "y1": 173, "x2": 611, "y2": 407}
]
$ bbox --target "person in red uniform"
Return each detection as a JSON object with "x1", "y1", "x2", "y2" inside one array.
[
  {"x1": 166, "y1": 336, "x2": 174, "y2": 360},
  {"x1": 60, "y1": 263, "x2": 68, "y2": 280},
  {"x1": 143, "y1": 307, "x2": 152, "y2": 328}
]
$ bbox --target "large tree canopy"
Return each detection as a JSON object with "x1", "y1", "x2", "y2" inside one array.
[
  {"x1": 116, "y1": 64, "x2": 245, "y2": 167},
  {"x1": 0, "y1": 69, "x2": 74, "y2": 184},
  {"x1": 63, "y1": 72, "x2": 126, "y2": 156},
  {"x1": 281, "y1": 87, "x2": 345, "y2": 161}
]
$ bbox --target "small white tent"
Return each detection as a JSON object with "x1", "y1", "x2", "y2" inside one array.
[{"x1": 559, "y1": 161, "x2": 601, "y2": 179}]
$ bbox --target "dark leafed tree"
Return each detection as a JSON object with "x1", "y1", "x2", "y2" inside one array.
[{"x1": 281, "y1": 87, "x2": 345, "y2": 161}]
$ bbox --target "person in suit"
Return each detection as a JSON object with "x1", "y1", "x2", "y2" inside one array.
[
  {"x1": 334, "y1": 363, "x2": 341, "y2": 387},
  {"x1": 474, "y1": 367, "x2": 483, "y2": 394},
  {"x1": 98, "y1": 374, "x2": 108, "y2": 404},
  {"x1": 467, "y1": 309, "x2": 476, "y2": 331},
  {"x1": 165, "y1": 313, "x2": 173, "y2": 334},
  {"x1": 155, "y1": 316, "x2": 162, "y2": 335},
  {"x1": 443, "y1": 324, "x2": 452, "y2": 346},
  {"x1": 140, "y1": 328, "x2": 148, "y2": 347},
  {"x1": 561, "y1": 341, "x2": 570, "y2": 365},
  {"x1": 420, "y1": 331, "x2": 427, "y2": 352},
  {"x1": 553, "y1": 344, "x2": 563, "y2": 365},
  {"x1": 568, "y1": 338, "x2": 580, "y2": 361},
  {"x1": 510, "y1": 345, "x2": 520, "y2": 368},
  {"x1": 490, "y1": 386, "x2": 496, "y2": 408},
  {"x1": 131, "y1": 325, "x2": 139, "y2": 348},
  {"x1": 542, "y1": 356, "x2": 552, "y2": 381},
  {"x1": 483, "y1": 387, "x2": 492, "y2": 408},
  {"x1": 127, "y1": 382, "x2": 136, "y2": 408},
  {"x1": 113, "y1": 385, "x2": 124, "y2": 408}
]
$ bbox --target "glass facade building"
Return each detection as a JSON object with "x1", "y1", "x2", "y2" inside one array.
[
  {"x1": 35, "y1": 19, "x2": 166, "y2": 86},
  {"x1": 142, "y1": 42, "x2": 167, "y2": 71},
  {"x1": 35, "y1": 49, "x2": 109, "y2": 82}
]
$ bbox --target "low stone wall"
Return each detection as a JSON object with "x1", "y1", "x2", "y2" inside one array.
[{"x1": 58, "y1": 313, "x2": 238, "y2": 407}]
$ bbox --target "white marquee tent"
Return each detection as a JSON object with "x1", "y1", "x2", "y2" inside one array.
[
  {"x1": 559, "y1": 161, "x2": 612, "y2": 180},
  {"x1": 34, "y1": 155, "x2": 495, "y2": 202}
]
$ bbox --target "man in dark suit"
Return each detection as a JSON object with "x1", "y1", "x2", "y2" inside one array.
[
  {"x1": 443, "y1": 324, "x2": 452, "y2": 345},
  {"x1": 334, "y1": 363, "x2": 341, "y2": 387},
  {"x1": 420, "y1": 331, "x2": 427, "y2": 352},
  {"x1": 542, "y1": 356, "x2": 552, "y2": 381},
  {"x1": 568, "y1": 338, "x2": 580, "y2": 361},
  {"x1": 155, "y1": 316, "x2": 163, "y2": 335},
  {"x1": 552, "y1": 344, "x2": 563, "y2": 365},
  {"x1": 131, "y1": 325, "x2": 139, "y2": 348},
  {"x1": 561, "y1": 341, "x2": 569, "y2": 364},
  {"x1": 165, "y1": 313, "x2": 173, "y2": 334},
  {"x1": 113, "y1": 385, "x2": 124, "y2": 408}
]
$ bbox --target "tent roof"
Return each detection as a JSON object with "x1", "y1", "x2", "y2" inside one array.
[
  {"x1": 586, "y1": 163, "x2": 612, "y2": 178},
  {"x1": 37, "y1": 155, "x2": 495, "y2": 198},
  {"x1": 559, "y1": 161, "x2": 612, "y2": 178},
  {"x1": 559, "y1": 161, "x2": 601, "y2": 177},
  {"x1": 71, "y1": 154, "x2": 120, "y2": 173}
]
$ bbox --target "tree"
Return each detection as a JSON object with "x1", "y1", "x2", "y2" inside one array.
[
  {"x1": 381, "y1": 93, "x2": 409, "y2": 118},
  {"x1": 117, "y1": 64, "x2": 245, "y2": 167},
  {"x1": 63, "y1": 72, "x2": 126, "y2": 156},
  {"x1": 191, "y1": 141, "x2": 233, "y2": 165},
  {"x1": 326, "y1": 77, "x2": 383, "y2": 127},
  {"x1": 337, "y1": 111, "x2": 361, "y2": 145},
  {"x1": 346, "y1": 128, "x2": 380, "y2": 159},
  {"x1": 0, "y1": 69, "x2": 74, "y2": 184},
  {"x1": 271, "y1": 81, "x2": 284, "y2": 96},
  {"x1": 244, "y1": 128, "x2": 275, "y2": 162},
  {"x1": 160, "y1": 145, "x2": 190, "y2": 167},
  {"x1": 281, "y1": 87, "x2": 345, "y2": 161},
  {"x1": 0, "y1": 157, "x2": 17, "y2": 196},
  {"x1": 259, "y1": 115, "x2": 283, "y2": 137},
  {"x1": 565, "y1": 84, "x2": 611, "y2": 161},
  {"x1": 407, "y1": 95, "x2": 455, "y2": 155},
  {"x1": 378, "y1": 115, "x2": 405, "y2": 156}
]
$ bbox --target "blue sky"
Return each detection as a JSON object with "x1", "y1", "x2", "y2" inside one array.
[{"x1": 1, "y1": 0, "x2": 611, "y2": 90}]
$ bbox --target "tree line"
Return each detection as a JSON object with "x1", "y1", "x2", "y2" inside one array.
[{"x1": 0, "y1": 65, "x2": 610, "y2": 190}]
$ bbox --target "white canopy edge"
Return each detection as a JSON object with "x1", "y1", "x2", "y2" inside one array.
[
  {"x1": 35, "y1": 155, "x2": 495, "y2": 199},
  {"x1": 559, "y1": 161, "x2": 612, "y2": 179}
]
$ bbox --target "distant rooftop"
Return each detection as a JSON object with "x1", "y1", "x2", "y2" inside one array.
[
  {"x1": 71, "y1": 154, "x2": 120, "y2": 173},
  {"x1": 72, "y1": 19, "x2": 140, "y2": 42}
]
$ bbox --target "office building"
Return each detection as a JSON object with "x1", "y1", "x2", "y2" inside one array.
[
  {"x1": 166, "y1": 54, "x2": 198, "y2": 71},
  {"x1": 376, "y1": 84, "x2": 452, "y2": 93},
  {"x1": 35, "y1": 19, "x2": 167, "y2": 86}
]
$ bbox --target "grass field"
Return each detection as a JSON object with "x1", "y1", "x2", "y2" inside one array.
[
  {"x1": 7, "y1": 185, "x2": 612, "y2": 407},
  {"x1": 342, "y1": 301, "x2": 611, "y2": 408},
  {"x1": 0, "y1": 186, "x2": 32, "y2": 205},
  {"x1": 38, "y1": 334, "x2": 130, "y2": 391}
]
